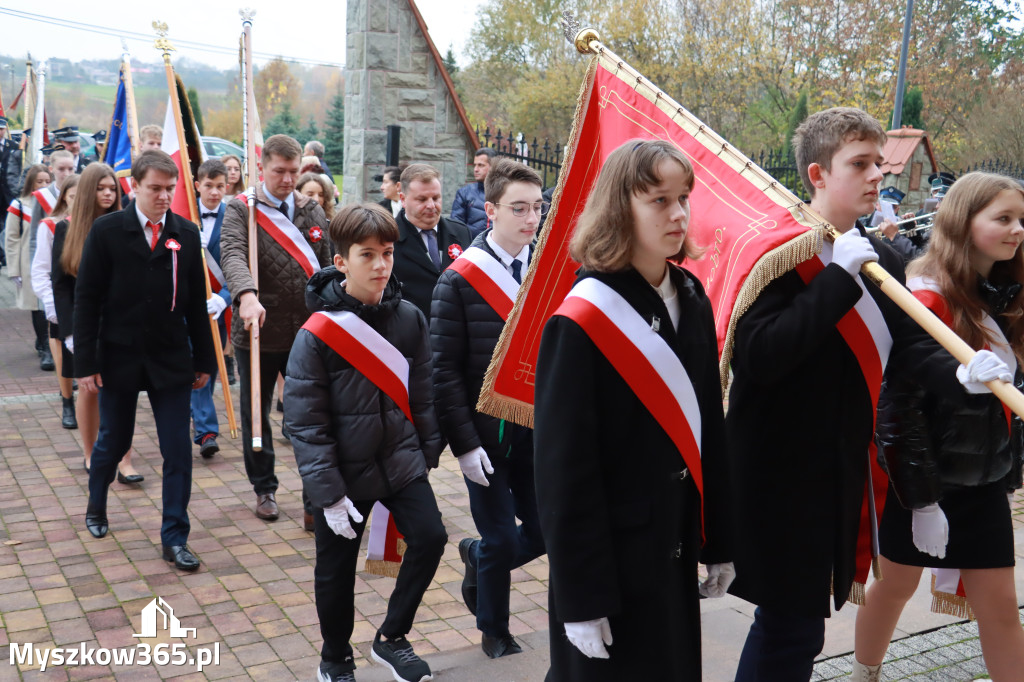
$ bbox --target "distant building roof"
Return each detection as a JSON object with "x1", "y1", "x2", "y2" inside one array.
[{"x1": 881, "y1": 127, "x2": 937, "y2": 176}]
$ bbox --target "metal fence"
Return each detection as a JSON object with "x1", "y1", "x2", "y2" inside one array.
[
  {"x1": 956, "y1": 159, "x2": 1024, "y2": 182},
  {"x1": 476, "y1": 126, "x2": 563, "y2": 189},
  {"x1": 747, "y1": 148, "x2": 810, "y2": 202}
]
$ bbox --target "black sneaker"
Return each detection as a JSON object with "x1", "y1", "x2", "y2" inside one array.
[
  {"x1": 371, "y1": 632, "x2": 432, "y2": 682},
  {"x1": 458, "y1": 538, "x2": 478, "y2": 616},
  {"x1": 317, "y1": 659, "x2": 356, "y2": 682},
  {"x1": 198, "y1": 433, "x2": 219, "y2": 459},
  {"x1": 481, "y1": 633, "x2": 523, "y2": 659}
]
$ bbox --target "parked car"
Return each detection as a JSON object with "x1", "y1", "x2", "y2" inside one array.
[{"x1": 202, "y1": 136, "x2": 244, "y2": 158}]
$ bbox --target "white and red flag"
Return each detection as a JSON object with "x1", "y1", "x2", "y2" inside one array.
[{"x1": 161, "y1": 73, "x2": 205, "y2": 222}]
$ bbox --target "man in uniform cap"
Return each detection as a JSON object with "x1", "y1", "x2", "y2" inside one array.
[
  {"x1": 52, "y1": 126, "x2": 90, "y2": 173},
  {"x1": 0, "y1": 117, "x2": 22, "y2": 222}
]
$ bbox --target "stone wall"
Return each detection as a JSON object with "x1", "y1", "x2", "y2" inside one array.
[{"x1": 343, "y1": 0, "x2": 477, "y2": 211}]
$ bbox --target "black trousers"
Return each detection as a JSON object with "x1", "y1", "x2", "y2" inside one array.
[
  {"x1": 237, "y1": 348, "x2": 289, "y2": 495},
  {"x1": 314, "y1": 477, "x2": 447, "y2": 669},
  {"x1": 87, "y1": 384, "x2": 193, "y2": 547}
]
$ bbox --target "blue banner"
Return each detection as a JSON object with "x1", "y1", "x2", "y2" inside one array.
[{"x1": 103, "y1": 66, "x2": 132, "y2": 174}]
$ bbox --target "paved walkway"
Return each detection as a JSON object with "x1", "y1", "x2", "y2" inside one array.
[{"x1": 0, "y1": 270, "x2": 1021, "y2": 681}]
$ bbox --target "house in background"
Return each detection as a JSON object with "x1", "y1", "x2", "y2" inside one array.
[{"x1": 881, "y1": 128, "x2": 938, "y2": 213}]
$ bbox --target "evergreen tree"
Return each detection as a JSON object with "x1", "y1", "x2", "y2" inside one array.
[
  {"x1": 891, "y1": 87, "x2": 924, "y2": 130},
  {"x1": 264, "y1": 100, "x2": 300, "y2": 138},
  {"x1": 783, "y1": 91, "x2": 808, "y2": 156},
  {"x1": 442, "y1": 44, "x2": 459, "y2": 76},
  {"x1": 187, "y1": 87, "x2": 205, "y2": 135},
  {"x1": 323, "y1": 91, "x2": 344, "y2": 171},
  {"x1": 300, "y1": 115, "x2": 319, "y2": 145}
]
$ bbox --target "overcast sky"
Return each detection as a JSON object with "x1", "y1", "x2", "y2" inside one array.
[{"x1": 0, "y1": 0, "x2": 483, "y2": 70}]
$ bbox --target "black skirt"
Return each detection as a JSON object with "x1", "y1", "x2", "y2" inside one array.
[{"x1": 879, "y1": 481, "x2": 1015, "y2": 569}]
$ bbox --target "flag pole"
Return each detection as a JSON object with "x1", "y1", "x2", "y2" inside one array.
[
  {"x1": 31, "y1": 61, "x2": 46, "y2": 165},
  {"x1": 23, "y1": 54, "x2": 33, "y2": 160},
  {"x1": 120, "y1": 40, "x2": 141, "y2": 157},
  {"x1": 241, "y1": 8, "x2": 263, "y2": 451},
  {"x1": 561, "y1": 13, "x2": 1024, "y2": 420},
  {"x1": 154, "y1": 22, "x2": 236, "y2": 436}
]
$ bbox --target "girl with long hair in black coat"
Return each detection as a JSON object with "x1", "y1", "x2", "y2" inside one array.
[
  {"x1": 534, "y1": 139, "x2": 733, "y2": 680},
  {"x1": 853, "y1": 172, "x2": 1024, "y2": 681}
]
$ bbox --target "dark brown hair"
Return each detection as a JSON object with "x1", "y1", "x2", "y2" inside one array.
[
  {"x1": 196, "y1": 158, "x2": 227, "y2": 182},
  {"x1": 132, "y1": 150, "x2": 179, "y2": 182},
  {"x1": 569, "y1": 139, "x2": 700, "y2": 272},
  {"x1": 51, "y1": 174, "x2": 80, "y2": 218},
  {"x1": 793, "y1": 107, "x2": 886, "y2": 198},
  {"x1": 329, "y1": 203, "x2": 400, "y2": 257},
  {"x1": 262, "y1": 134, "x2": 302, "y2": 162},
  {"x1": 221, "y1": 154, "x2": 245, "y2": 195},
  {"x1": 62, "y1": 164, "x2": 121, "y2": 277},
  {"x1": 298, "y1": 172, "x2": 335, "y2": 220},
  {"x1": 484, "y1": 157, "x2": 542, "y2": 204},
  {"x1": 909, "y1": 172, "x2": 1024, "y2": 363},
  {"x1": 20, "y1": 164, "x2": 50, "y2": 199}
]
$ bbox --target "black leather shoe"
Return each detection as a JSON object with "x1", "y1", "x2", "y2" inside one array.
[
  {"x1": 116, "y1": 469, "x2": 144, "y2": 484},
  {"x1": 198, "y1": 434, "x2": 219, "y2": 459},
  {"x1": 40, "y1": 348, "x2": 55, "y2": 371},
  {"x1": 61, "y1": 396, "x2": 78, "y2": 429},
  {"x1": 163, "y1": 544, "x2": 200, "y2": 571},
  {"x1": 85, "y1": 507, "x2": 108, "y2": 538},
  {"x1": 459, "y1": 538, "x2": 479, "y2": 616},
  {"x1": 481, "y1": 633, "x2": 523, "y2": 659}
]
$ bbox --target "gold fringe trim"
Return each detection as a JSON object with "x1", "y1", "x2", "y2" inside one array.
[
  {"x1": 396, "y1": 538, "x2": 407, "y2": 558},
  {"x1": 476, "y1": 55, "x2": 600, "y2": 427},
  {"x1": 872, "y1": 555, "x2": 883, "y2": 581},
  {"x1": 364, "y1": 559, "x2": 402, "y2": 579},
  {"x1": 718, "y1": 229, "x2": 823, "y2": 392},
  {"x1": 930, "y1": 575, "x2": 975, "y2": 620},
  {"x1": 848, "y1": 580, "x2": 866, "y2": 607}
]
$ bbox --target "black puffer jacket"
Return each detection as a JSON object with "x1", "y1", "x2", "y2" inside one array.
[
  {"x1": 284, "y1": 266, "x2": 443, "y2": 508},
  {"x1": 429, "y1": 231, "x2": 531, "y2": 457},
  {"x1": 877, "y1": 286, "x2": 1024, "y2": 509}
]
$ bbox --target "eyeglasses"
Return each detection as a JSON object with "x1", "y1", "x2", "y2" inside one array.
[{"x1": 494, "y1": 201, "x2": 551, "y2": 217}]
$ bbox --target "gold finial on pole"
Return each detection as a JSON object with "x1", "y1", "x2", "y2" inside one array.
[
  {"x1": 560, "y1": 11, "x2": 600, "y2": 54},
  {"x1": 153, "y1": 21, "x2": 175, "y2": 56}
]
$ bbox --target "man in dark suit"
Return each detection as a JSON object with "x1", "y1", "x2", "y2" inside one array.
[
  {"x1": 74, "y1": 150, "x2": 215, "y2": 571},
  {"x1": 393, "y1": 163, "x2": 471, "y2": 319},
  {"x1": 52, "y1": 126, "x2": 92, "y2": 174}
]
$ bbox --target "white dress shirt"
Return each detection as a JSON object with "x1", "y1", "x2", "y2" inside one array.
[
  {"x1": 135, "y1": 204, "x2": 165, "y2": 248},
  {"x1": 263, "y1": 183, "x2": 295, "y2": 221},
  {"x1": 485, "y1": 233, "x2": 529, "y2": 284},
  {"x1": 654, "y1": 267, "x2": 681, "y2": 331}
]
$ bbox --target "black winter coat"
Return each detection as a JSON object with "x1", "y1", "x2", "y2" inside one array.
[
  {"x1": 877, "y1": 287, "x2": 1024, "y2": 510},
  {"x1": 726, "y1": 230, "x2": 964, "y2": 618},
  {"x1": 534, "y1": 266, "x2": 731, "y2": 681},
  {"x1": 430, "y1": 231, "x2": 531, "y2": 458},
  {"x1": 72, "y1": 203, "x2": 215, "y2": 391},
  {"x1": 284, "y1": 266, "x2": 442, "y2": 509}
]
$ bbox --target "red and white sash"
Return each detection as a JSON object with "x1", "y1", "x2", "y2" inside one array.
[
  {"x1": 553, "y1": 278, "x2": 704, "y2": 502},
  {"x1": 41, "y1": 218, "x2": 56, "y2": 235},
  {"x1": 33, "y1": 186, "x2": 57, "y2": 215},
  {"x1": 795, "y1": 240, "x2": 893, "y2": 600},
  {"x1": 7, "y1": 199, "x2": 30, "y2": 222},
  {"x1": 447, "y1": 246, "x2": 519, "y2": 320},
  {"x1": 300, "y1": 308, "x2": 412, "y2": 576},
  {"x1": 237, "y1": 193, "x2": 321, "y2": 278}
]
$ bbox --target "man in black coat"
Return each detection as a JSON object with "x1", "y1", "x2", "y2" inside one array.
[
  {"x1": 392, "y1": 163, "x2": 471, "y2": 319},
  {"x1": 74, "y1": 150, "x2": 215, "y2": 571}
]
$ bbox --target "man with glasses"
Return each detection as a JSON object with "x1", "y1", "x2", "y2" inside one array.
[
  {"x1": 429, "y1": 158, "x2": 547, "y2": 659},
  {"x1": 392, "y1": 163, "x2": 471, "y2": 319}
]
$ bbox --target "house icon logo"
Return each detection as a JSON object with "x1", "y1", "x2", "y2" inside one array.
[{"x1": 132, "y1": 597, "x2": 197, "y2": 639}]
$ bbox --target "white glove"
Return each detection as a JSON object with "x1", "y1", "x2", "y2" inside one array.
[
  {"x1": 10, "y1": 275, "x2": 21, "y2": 289},
  {"x1": 832, "y1": 229, "x2": 879, "y2": 277},
  {"x1": 244, "y1": 187, "x2": 256, "y2": 204},
  {"x1": 911, "y1": 503, "x2": 949, "y2": 559},
  {"x1": 699, "y1": 562, "x2": 736, "y2": 598},
  {"x1": 564, "y1": 618, "x2": 612, "y2": 659},
  {"x1": 956, "y1": 349, "x2": 1013, "y2": 394},
  {"x1": 323, "y1": 496, "x2": 364, "y2": 539},
  {"x1": 207, "y1": 295, "x2": 228, "y2": 319},
  {"x1": 64, "y1": 336, "x2": 74, "y2": 354},
  {"x1": 458, "y1": 447, "x2": 494, "y2": 487},
  {"x1": 44, "y1": 303, "x2": 58, "y2": 324}
]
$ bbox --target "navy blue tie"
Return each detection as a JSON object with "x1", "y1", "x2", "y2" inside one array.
[
  {"x1": 424, "y1": 229, "x2": 441, "y2": 270},
  {"x1": 511, "y1": 259, "x2": 522, "y2": 284},
  {"x1": 278, "y1": 201, "x2": 289, "y2": 221}
]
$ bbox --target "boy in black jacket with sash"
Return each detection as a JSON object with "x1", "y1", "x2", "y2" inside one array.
[
  {"x1": 430, "y1": 158, "x2": 547, "y2": 658},
  {"x1": 285, "y1": 203, "x2": 446, "y2": 682},
  {"x1": 728, "y1": 108, "x2": 984, "y2": 680}
]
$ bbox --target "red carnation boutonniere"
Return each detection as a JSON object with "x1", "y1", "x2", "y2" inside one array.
[
  {"x1": 165, "y1": 239, "x2": 181, "y2": 311},
  {"x1": 309, "y1": 227, "x2": 323, "y2": 243},
  {"x1": 448, "y1": 243, "x2": 463, "y2": 260}
]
